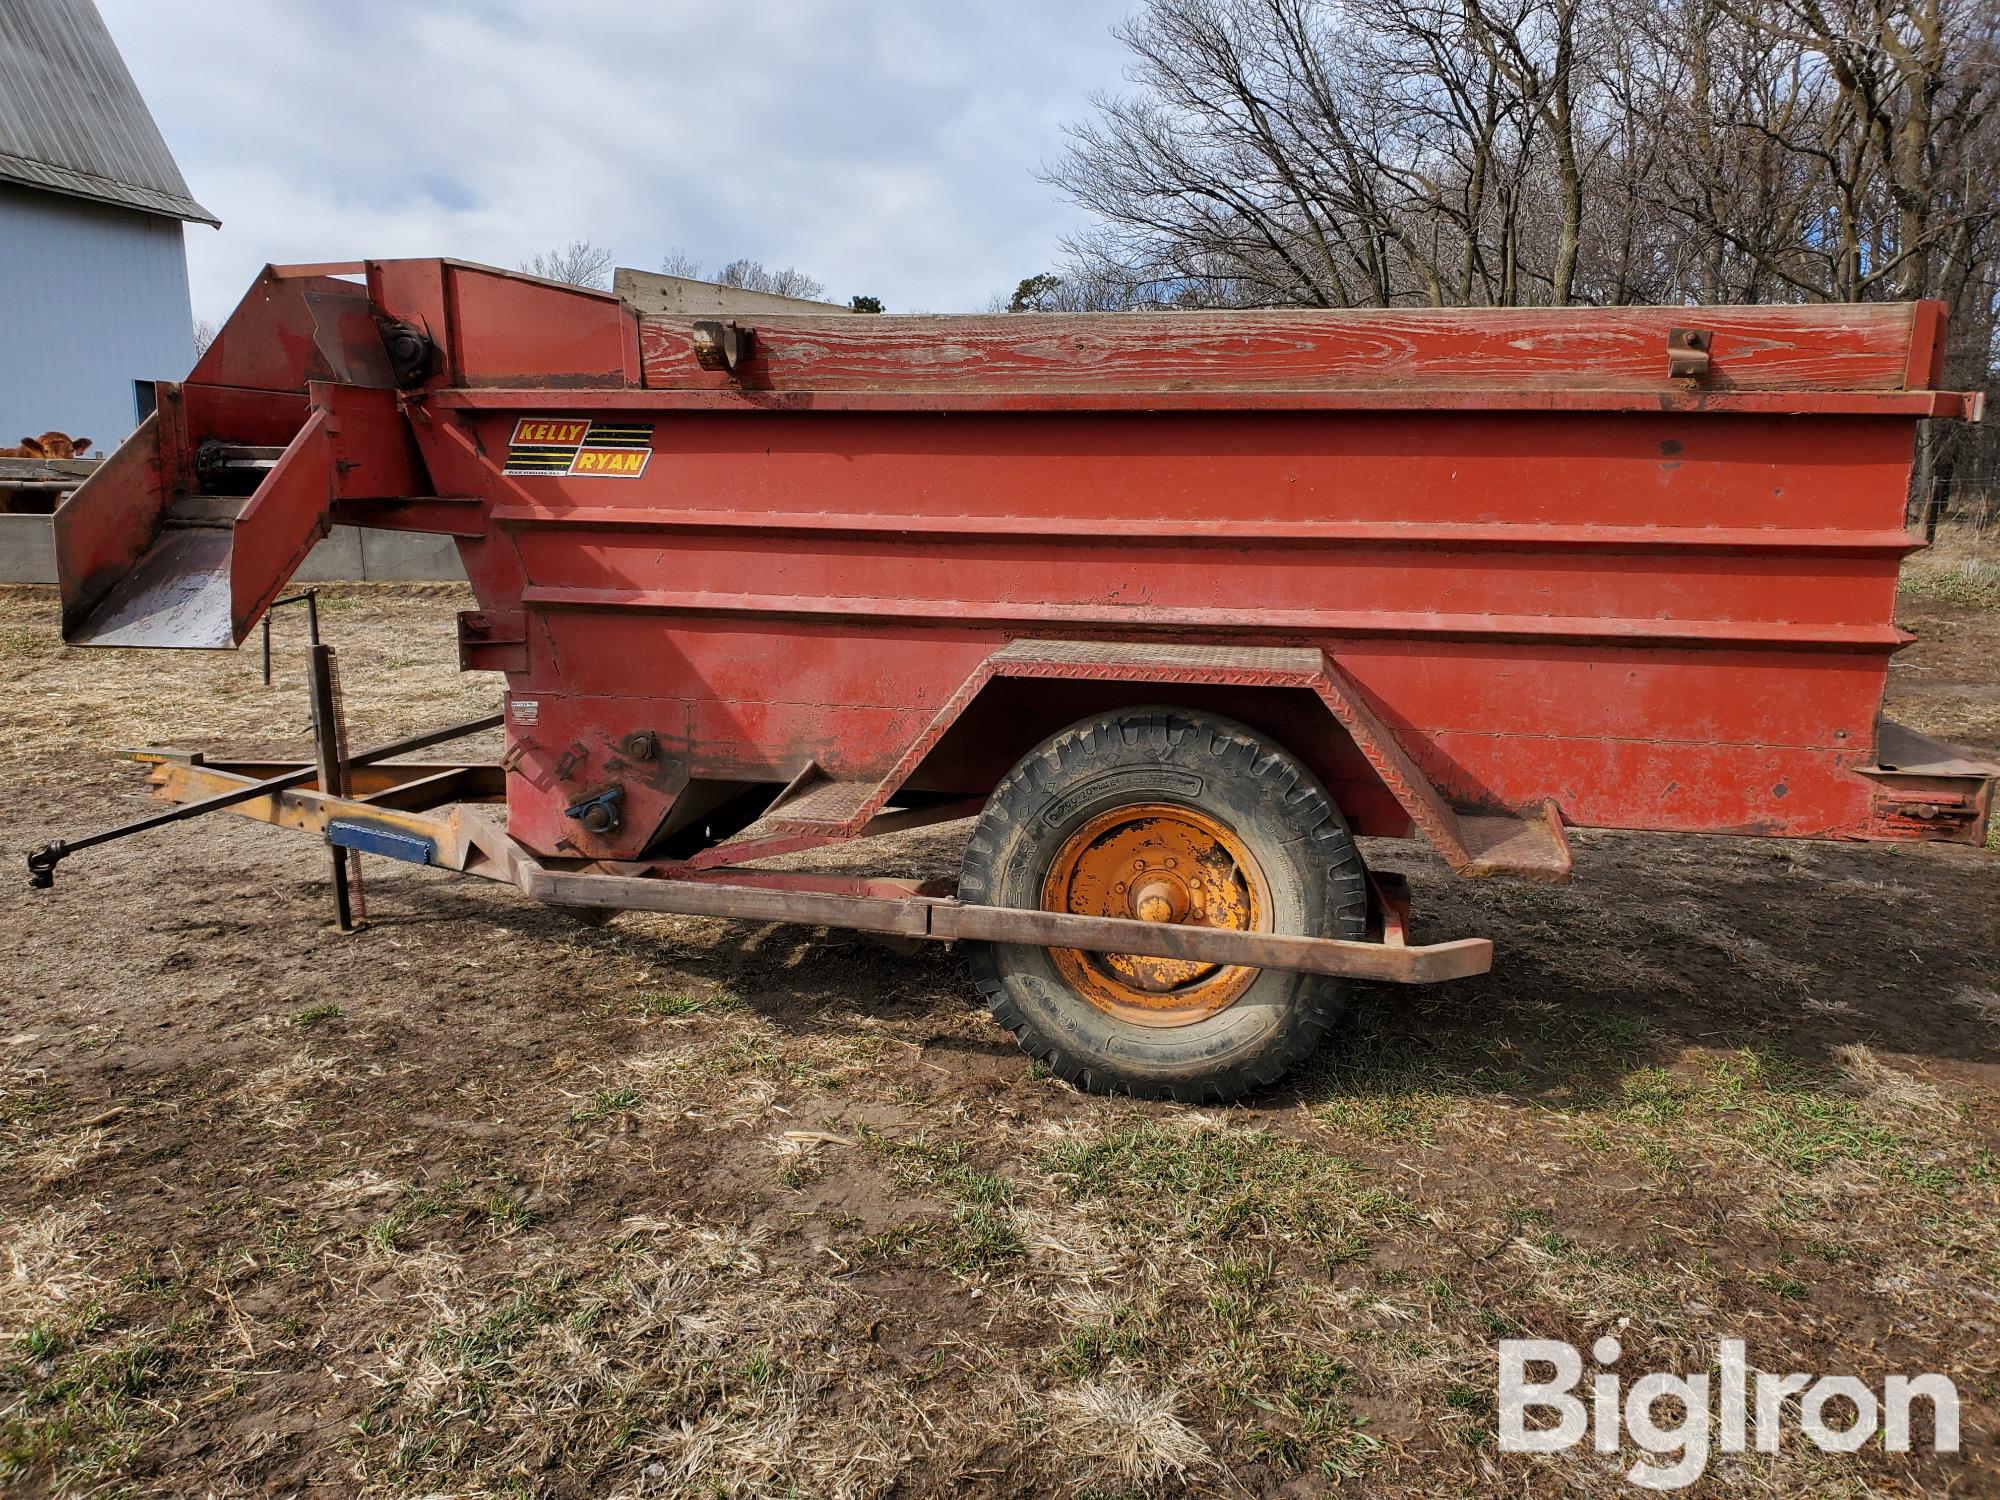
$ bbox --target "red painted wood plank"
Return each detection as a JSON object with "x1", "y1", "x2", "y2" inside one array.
[
  {"x1": 435, "y1": 386, "x2": 1969, "y2": 416},
  {"x1": 636, "y1": 303, "x2": 1932, "y2": 395},
  {"x1": 1905, "y1": 301, "x2": 1948, "y2": 389}
]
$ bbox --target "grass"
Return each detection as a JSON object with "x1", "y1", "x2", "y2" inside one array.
[
  {"x1": 1900, "y1": 557, "x2": 2000, "y2": 609},
  {"x1": 426, "y1": 1285, "x2": 553, "y2": 1418},
  {"x1": 859, "y1": 1130, "x2": 1027, "y2": 1273},
  {"x1": 625, "y1": 986, "x2": 744, "y2": 1018},
  {"x1": 361, "y1": 1177, "x2": 529, "y2": 1252},
  {"x1": 1622, "y1": 1048, "x2": 1959, "y2": 1186},
  {"x1": 1041, "y1": 1119, "x2": 1407, "y2": 1256},
  {"x1": 861, "y1": 1128, "x2": 1015, "y2": 1205},
  {"x1": 863, "y1": 1204, "x2": 1028, "y2": 1275},
  {"x1": 9, "y1": 988, "x2": 1991, "y2": 1496},
  {"x1": 567, "y1": 1086, "x2": 643, "y2": 1126},
  {"x1": 1245, "y1": 1349, "x2": 1382, "y2": 1480},
  {"x1": 0, "y1": 1291, "x2": 198, "y2": 1491},
  {"x1": 1048, "y1": 1307, "x2": 1150, "y2": 1378},
  {"x1": 2, "y1": 583, "x2": 1994, "y2": 1497},
  {"x1": 1901, "y1": 518, "x2": 2000, "y2": 611}
]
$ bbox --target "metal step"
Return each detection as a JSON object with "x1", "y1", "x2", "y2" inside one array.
[
  {"x1": 1455, "y1": 807, "x2": 1574, "y2": 882},
  {"x1": 766, "y1": 776, "x2": 877, "y2": 830}
]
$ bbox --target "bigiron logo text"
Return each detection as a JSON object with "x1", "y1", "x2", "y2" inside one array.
[{"x1": 1497, "y1": 1336, "x2": 1959, "y2": 1489}]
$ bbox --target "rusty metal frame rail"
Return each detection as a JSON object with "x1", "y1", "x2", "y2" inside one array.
[
  {"x1": 65, "y1": 737, "x2": 1493, "y2": 984},
  {"x1": 520, "y1": 868, "x2": 1491, "y2": 984}
]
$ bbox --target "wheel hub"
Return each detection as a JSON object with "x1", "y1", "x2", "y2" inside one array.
[{"x1": 1040, "y1": 802, "x2": 1269, "y2": 1026}]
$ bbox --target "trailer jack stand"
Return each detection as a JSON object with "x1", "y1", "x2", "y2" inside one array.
[{"x1": 306, "y1": 641, "x2": 365, "y2": 933}]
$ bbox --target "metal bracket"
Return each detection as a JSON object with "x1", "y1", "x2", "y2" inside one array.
[
  {"x1": 1857, "y1": 718, "x2": 1999, "y2": 845},
  {"x1": 691, "y1": 319, "x2": 756, "y2": 376},
  {"x1": 379, "y1": 318, "x2": 437, "y2": 387},
  {"x1": 563, "y1": 785, "x2": 625, "y2": 834},
  {"x1": 1667, "y1": 327, "x2": 1711, "y2": 381},
  {"x1": 328, "y1": 819, "x2": 436, "y2": 866},
  {"x1": 500, "y1": 737, "x2": 536, "y2": 775},
  {"x1": 261, "y1": 588, "x2": 321, "y2": 685},
  {"x1": 458, "y1": 609, "x2": 528, "y2": 673}
]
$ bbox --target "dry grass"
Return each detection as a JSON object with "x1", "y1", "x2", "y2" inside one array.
[
  {"x1": 1036, "y1": 1376, "x2": 1213, "y2": 1490},
  {"x1": 1901, "y1": 517, "x2": 2000, "y2": 610},
  {"x1": 0, "y1": 1208, "x2": 104, "y2": 1345}
]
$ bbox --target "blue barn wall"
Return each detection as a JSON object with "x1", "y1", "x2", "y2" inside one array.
[{"x1": 0, "y1": 181, "x2": 195, "y2": 452}]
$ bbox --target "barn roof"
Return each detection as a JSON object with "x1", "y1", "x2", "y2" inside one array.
[{"x1": 0, "y1": 0, "x2": 216, "y2": 225}]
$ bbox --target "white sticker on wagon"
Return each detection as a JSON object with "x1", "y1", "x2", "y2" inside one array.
[{"x1": 511, "y1": 699, "x2": 540, "y2": 724}]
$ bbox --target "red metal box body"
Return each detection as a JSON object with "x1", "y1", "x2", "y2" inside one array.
[{"x1": 53, "y1": 261, "x2": 1991, "y2": 864}]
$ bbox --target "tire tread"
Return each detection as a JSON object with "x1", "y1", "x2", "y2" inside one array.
[{"x1": 961, "y1": 706, "x2": 1366, "y2": 1103}]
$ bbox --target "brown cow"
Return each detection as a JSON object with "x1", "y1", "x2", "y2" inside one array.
[{"x1": 0, "y1": 431, "x2": 92, "y2": 459}]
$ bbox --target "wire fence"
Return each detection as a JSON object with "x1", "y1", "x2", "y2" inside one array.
[{"x1": 1919, "y1": 478, "x2": 2000, "y2": 538}]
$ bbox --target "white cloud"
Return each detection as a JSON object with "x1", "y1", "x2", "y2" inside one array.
[{"x1": 96, "y1": 0, "x2": 1134, "y2": 321}]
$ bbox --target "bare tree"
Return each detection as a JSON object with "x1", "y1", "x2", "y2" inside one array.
[
  {"x1": 656, "y1": 252, "x2": 830, "y2": 302},
  {"x1": 716, "y1": 259, "x2": 828, "y2": 301},
  {"x1": 1049, "y1": 0, "x2": 1997, "y2": 317},
  {"x1": 657, "y1": 247, "x2": 706, "y2": 279},
  {"x1": 997, "y1": 270, "x2": 1136, "y2": 311},
  {"x1": 519, "y1": 240, "x2": 615, "y2": 289},
  {"x1": 1045, "y1": 0, "x2": 1998, "y2": 511}
]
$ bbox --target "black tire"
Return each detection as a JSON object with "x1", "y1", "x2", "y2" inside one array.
[{"x1": 959, "y1": 706, "x2": 1368, "y2": 1102}]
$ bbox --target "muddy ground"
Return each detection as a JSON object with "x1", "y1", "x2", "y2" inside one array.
[{"x1": 1, "y1": 556, "x2": 1996, "y2": 1498}]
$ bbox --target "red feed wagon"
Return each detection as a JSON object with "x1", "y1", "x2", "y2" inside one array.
[{"x1": 30, "y1": 260, "x2": 1997, "y2": 1100}]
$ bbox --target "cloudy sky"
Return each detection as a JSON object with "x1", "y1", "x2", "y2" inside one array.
[{"x1": 95, "y1": 0, "x2": 1135, "y2": 324}]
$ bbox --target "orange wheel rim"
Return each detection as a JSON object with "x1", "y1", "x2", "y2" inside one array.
[{"x1": 1040, "y1": 802, "x2": 1268, "y2": 1027}]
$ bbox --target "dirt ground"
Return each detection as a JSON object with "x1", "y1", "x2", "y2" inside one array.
[{"x1": 1, "y1": 553, "x2": 1997, "y2": 1498}]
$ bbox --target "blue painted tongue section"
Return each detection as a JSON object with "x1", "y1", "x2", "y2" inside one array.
[{"x1": 327, "y1": 821, "x2": 436, "y2": 865}]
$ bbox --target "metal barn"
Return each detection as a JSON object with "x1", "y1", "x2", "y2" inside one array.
[{"x1": 0, "y1": 0, "x2": 213, "y2": 451}]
